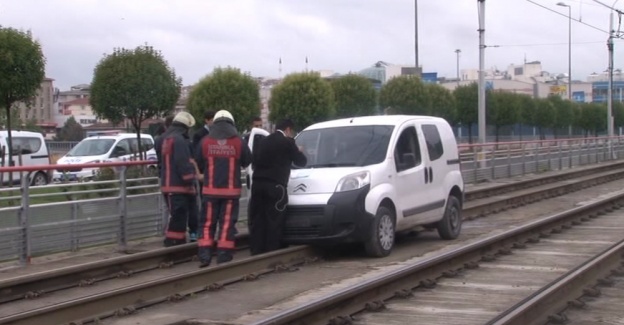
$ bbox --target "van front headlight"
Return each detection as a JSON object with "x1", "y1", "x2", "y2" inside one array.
[{"x1": 335, "y1": 171, "x2": 371, "y2": 192}]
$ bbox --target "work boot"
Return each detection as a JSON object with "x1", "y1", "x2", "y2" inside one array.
[
  {"x1": 216, "y1": 250, "x2": 233, "y2": 264},
  {"x1": 163, "y1": 238, "x2": 186, "y2": 247},
  {"x1": 198, "y1": 247, "x2": 212, "y2": 268}
]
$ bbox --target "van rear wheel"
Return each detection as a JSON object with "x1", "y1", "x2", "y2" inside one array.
[
  {"x1": 436, "y1": 195, "x2": 462, "y2": 240},
  {"x1": 364, "y1": 206, "x2": 395, "y2": 257},
  {"x1": 31, "y1": 172, "x2": 48, "y2": 186}
]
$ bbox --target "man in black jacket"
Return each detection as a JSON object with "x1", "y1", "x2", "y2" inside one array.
[
  {"x1": 192, "y1": 110, "x2": 215, "y2": 153},
  {"x1": 248, "y1": 118, "x2": 307, "y2": 255},
  {"x1": 154, "y1": 111, "x2": 200, "y2": 247},
  {"x1": 195, "y1": 110, "x2": 252, "y2": 267}
]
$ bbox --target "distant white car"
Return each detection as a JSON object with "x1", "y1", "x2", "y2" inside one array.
[
  {"x1": 53, "y1": 133, "x2": 156, "y2": 182},
  {"x1": 0, "y1": 130, "x2": 51, "y2": 186}
]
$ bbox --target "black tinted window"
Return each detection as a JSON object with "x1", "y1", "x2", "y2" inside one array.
[
  {"x1": 12, "y1": 137, "x2": 42, "y2": 155},
  {"x1": 295, "y1": 125, "x2": 394, "y2": 168},
  {"x1": 393, "y1": 127, "x2": 421, "y2": 172},
  {"x1": 421, "y1": 124, "x2": 444, "y2": 161}
]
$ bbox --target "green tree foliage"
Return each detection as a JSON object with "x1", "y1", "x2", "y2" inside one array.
[
  {"x1": 426, "y1": 83, "x2": 456, "y2": 125},
  {"x1": 329, "y1": 74, "x2": 377, "y2": 118},
  {"x1": 91, "y1": 44, "x2": 181, "y2": 159},
  {"x1": 269, "y1": 72, "x2": 335, "y2": 130},
  {"x1": 517, "y1": 94, "x2": 536, "y2": 140},
  {"x1": 453, "y1": 83, "x2": 478, "y2": 143},
  {"x1": 612, "y1": 101, "x2": 624, "y2": 131},
  {"x1": 535, "y1": 98, "x2": 556, "y2": 140},
  {"x1": 379, "y1": 75, "x2": 429, "y2": 115},
  {"x1": 548, "y1": 95, "x2": 574, "y2": 138},
  {"x1": 56, "y1": 116, "x2": 84, "y2": 141},
  {"x1": 579, "y1": 103, "x2": 607, "y2": 136},
  {"x1": 0, "y1": 26, "x2": 45, "y2": 170},
  {"x1": 187, "y1": 67, "x2": 260, "y2": 133},
  {"x1": 486, "y1": 91, "x2": 520, "y2": 142}
]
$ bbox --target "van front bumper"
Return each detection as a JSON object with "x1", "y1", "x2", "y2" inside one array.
[{"x1": 283, "y1": 185, "x2": 373, "y2": 245}]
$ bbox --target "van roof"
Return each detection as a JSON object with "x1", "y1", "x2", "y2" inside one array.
[
  {"x1": 0, "y1": 130, "x2": 45, "y2": 137},
  {"x1": 84, "y1": 133, "x2": 153, "y2": 140},
  {"x1": 303, "y1": 115, "x2": 447, "y2": 131}
]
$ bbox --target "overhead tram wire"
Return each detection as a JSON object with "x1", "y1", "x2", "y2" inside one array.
[{"x1": 526, "y1": 0, "x2": 610, "y2": 34}]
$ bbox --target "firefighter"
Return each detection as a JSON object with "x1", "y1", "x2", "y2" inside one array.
[
  {"x1": 154, "y1": 111, "x2": 200, "y2": 247},
  {"x1": 248, "y1": 118, "x2": 307, "y2": 255},
  {"x1": 195, "y1": 110, "x2": 252, "y2": 267}
]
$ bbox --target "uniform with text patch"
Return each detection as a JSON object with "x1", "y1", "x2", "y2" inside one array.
[{"x1": 195, "y1": 112, "x2": 252, "y2": 267}]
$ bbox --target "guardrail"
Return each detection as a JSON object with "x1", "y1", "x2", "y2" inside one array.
[{"x1": 2, "y1": 136, "x2": 624, "y2": 266}]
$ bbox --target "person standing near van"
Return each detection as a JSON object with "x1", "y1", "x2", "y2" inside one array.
[
  {"x1": 248, "y1": 118, "x2": 307, "y2": 255},
  {"x1": 195, "y1": 110, "x2": 252, "y2": 267},
  {"x1": 192, "y1": 110, "x2": 215, "y2": 153},
  {"x1": 155, "y1": 111, "x2": 200, "y2": 247}
]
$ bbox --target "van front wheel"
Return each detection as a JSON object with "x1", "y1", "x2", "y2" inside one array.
[
  {"x1": 437, "y1": 195, "x2": 462, "y2": 240},
  {"x1": 364, "y1": 206, "x2": 395, "y2": 257}
]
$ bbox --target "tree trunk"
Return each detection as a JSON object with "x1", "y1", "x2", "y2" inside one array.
[{"x1": 5, "y1": 103, "x2": 14, "y2": 185}]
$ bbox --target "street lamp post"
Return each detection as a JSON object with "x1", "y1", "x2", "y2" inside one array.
[
  {"x1": 455, "y1": 49, "x2": 461, "y2": 86},
  {"x1": 557, "y1": 2, "x2": 572, "y2": 101}
]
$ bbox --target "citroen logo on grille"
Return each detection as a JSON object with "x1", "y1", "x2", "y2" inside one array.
[{"x1": 294, "y1": 183, "x2": 307, "y2": 192}]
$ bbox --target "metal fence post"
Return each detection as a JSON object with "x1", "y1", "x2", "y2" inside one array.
[
  {"x1": 472, "y1": 145, "x2": 478, "y2": 184},
  {"x1": 558, "y1": 142, "x2": 563, "y2": 170},
  {"x1": 70, "y1": 202, "x2": 78, "y2": 251},
  {"x1": 19, "y1": 173, "x2": 31, "y2": 265},
  {"x1": 118, "y1": 166, "x2": 128, "y2": 251}
]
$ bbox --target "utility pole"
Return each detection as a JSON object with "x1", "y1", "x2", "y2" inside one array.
[
  {"x1": 415, "y1": 0, "x2": 420, "y2": 76},
  {"x1": 608, "y1": 11, "x2": 615, "y2": 157},
  {"x1": 455, "y1": 49, "x2": 461, "y2": 86},
  {"x1": 477, "y1": 0, "x2": 486, "y2": 145}
]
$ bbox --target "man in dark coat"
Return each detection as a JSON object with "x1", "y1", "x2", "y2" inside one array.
[{"x1": 248, "y1": 118, "x2": 307, "y2": 255}]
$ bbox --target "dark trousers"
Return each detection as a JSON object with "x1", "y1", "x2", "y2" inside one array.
[
  {"x1": 248, "y1": 181, "x2": 288, "y2": 255},
  {"x1": 198, "y1": 197, "x2": 239, "y2": 254},
  {"x1": 163, "y1": 193, "x2": 198, "y2": 235},
  {"x1": 164, "y1": 193, "x2": 196, "y2": 244}
]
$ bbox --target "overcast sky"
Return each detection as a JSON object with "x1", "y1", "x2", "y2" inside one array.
[{"x1": 0, "y1": 0, "x2": 620, "y2": 90}]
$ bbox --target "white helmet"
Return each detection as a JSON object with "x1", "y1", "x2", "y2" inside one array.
[
  {"x1": 173, "y1": 111, "x2": 196, "y2": 128},
  {"x1": 213, "y1": 110, "x2": 235, "y2": 124}
]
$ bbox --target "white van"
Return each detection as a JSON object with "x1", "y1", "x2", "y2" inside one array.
[
  {"x1": 0, "y1": 130, "x2": 51, "y2": 186},
  {"x1": 248, "y1": 115, "x2": 464, "y2": 257},
  {"x1": 53, "y1": 133, "x2": 156, "y2": 182}
]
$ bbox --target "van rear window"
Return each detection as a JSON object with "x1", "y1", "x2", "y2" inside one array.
[{"x1": 11, "y1": 137, "x2": 42, "y2": 155}]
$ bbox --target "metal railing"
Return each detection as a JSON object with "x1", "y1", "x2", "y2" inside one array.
[{"x1": 2, "y1": 136, "x2": 624, "y2": 265}]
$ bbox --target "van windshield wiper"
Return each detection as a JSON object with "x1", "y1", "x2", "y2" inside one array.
[{"x1": 307, "y1": 163, "x2": 357, "y2": 168}]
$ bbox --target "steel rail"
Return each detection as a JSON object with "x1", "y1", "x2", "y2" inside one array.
[
  {"x1": 2, "y1": 161, "x2": 624, "y2": 306},
  {"x1": 0, "y1": 246, "x2": 318, "y2": 325},
  {"x1": 0, "y1": 235, "x2": 249, "y2": 304},
  {"x1": 248, "y1": 190, "x2": 624, "y2": 325},
  {"x1": 487, "y1": 239, "x2": 624, "y2": 325}
]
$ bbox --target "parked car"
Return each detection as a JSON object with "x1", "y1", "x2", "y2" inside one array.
[
  {"x1": 52, "y1": 133, "x2": 156, "y2": 182},
  {"x1": 247, "y1": 115, "x2": 465, "y2": 257},
  {"x1": 0, "y1": 130, "x2": 51, "y2": 186}
]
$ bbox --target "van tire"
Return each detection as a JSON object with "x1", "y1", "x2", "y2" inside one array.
[
  {"x1": 436, "y1": 195, "x2": 462, "y2": 240},
  {"x1": 31, "y1": 172, "x2": 48, "y2": 186},
  {"x1": 364, "y1": 206, "x2": 395, "y2": 257}
]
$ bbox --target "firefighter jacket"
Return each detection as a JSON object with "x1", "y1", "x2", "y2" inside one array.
[
  {"x1": 195, "y1": 120, "x2": 252, "y2": 198},
  {"x1": 155, "y1": 123, "x2": 197, "y2": 194}
]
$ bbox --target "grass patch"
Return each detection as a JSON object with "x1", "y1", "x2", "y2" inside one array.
[{"x1": 0, "y1": 166, "x2": 160, "y2": 208}]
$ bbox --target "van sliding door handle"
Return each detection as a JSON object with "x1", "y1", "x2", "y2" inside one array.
[
  {"x1": 429, "y1": 167, "x2": 433, "y2": 182},
  {"x1": 424, "y1": 168, "x2": 429, "y2": 184}
]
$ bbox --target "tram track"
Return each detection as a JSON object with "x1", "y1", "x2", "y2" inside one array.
[
  {"x1": 2, "y1": 161, "x2": 624, "y2": 325},
  {"x1": 250, "y1": 188, "x2": 624, "y2": 325}
]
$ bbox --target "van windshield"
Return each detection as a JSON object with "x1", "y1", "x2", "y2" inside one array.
[
  {"x1": 295, "y1": 125, "x2": 394, "y2": 168},
  {"x1": 66, "y1": 139, "x2": 115, "y2": 157}
]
